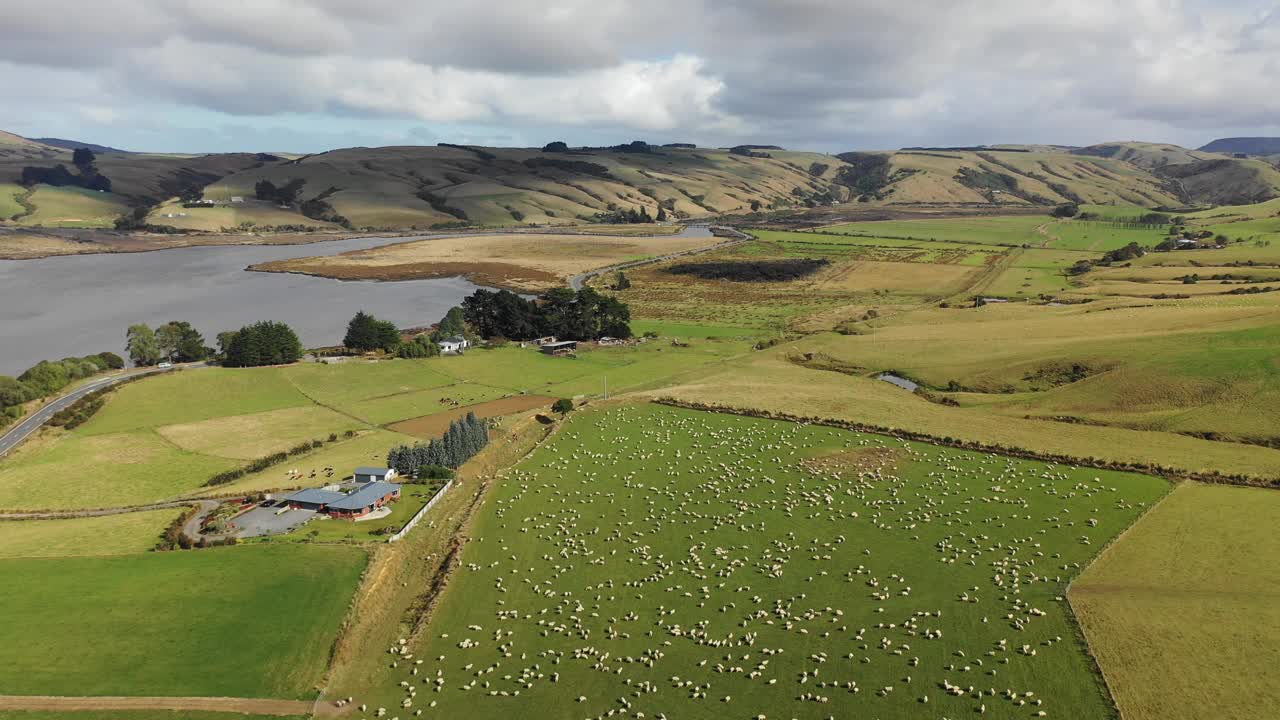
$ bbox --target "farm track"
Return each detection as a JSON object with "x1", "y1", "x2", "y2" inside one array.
[{"x1": 0, "y1": 695, "x2": 311, "y2": 715}]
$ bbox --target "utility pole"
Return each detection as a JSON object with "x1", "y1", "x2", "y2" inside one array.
[{"x1": 603, "y1": 375, "x2": 609, "y2": 400}]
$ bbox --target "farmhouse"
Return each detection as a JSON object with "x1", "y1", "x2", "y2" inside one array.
[
  {"x1": 439, "y1": 335, "x2": 469, "y2": 354},
  {"x1": 284, "y1": 487, "x2": 346, "y2": 512},
  {"x1": 284, "y1": 481, "x2": 401, "y2": 519},
  {"x1": 541, "y1": 340, "x2": 578, "y2": 356},
  {"x1": 354, "y1": 466, "x2": 397, "y2": 483},
  {"x1": 325, "y1": 481, "x2": 401, "y2": 519}
]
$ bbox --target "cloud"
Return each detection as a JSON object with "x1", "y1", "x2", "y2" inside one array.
[{"x1": 0, "y1": 0, "x2": 1278, "y2": 151}]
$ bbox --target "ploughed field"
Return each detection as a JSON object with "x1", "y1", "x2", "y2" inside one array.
[{"x1": 364, "y1": 404, "x2": 1166, "y2": 719}]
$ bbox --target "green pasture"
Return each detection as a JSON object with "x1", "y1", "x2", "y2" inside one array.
[
  {"x1": 0, "y1": 182, "x2": 25, "y2": 219},
  {"x1": 0, "y1": 344, "x2": 758, "y2": 511},
  {"x1": 1076, "y1": 204, "x2": 1154, "y2": 220},
  {"x1": 983, "y1": 248, "x2": 1085, "y2": 297},
  {"x1": 194, "y1": 429, "x2": 410, "y2": 497},
  {"x1": 15, "y1": 186, "x2": 129, "y2": 228},
  {"x1": 279, "y1": 360, "x2": 457, "y2": 412},
  {"x1": 360, "y1": 404, "x2": 1166, "y2": 719},
  {"x1": 1072, "y1": 483, "x2": 1280, "y2": 720},
  {"x1": 0, "y1": 544, "x2": 366, "y2": 698},
  {"x1": 1046, "y1": 220, "x2": 1167, "y2": 252},
  {"x1": 0, "y1": 430, "x2": 236, "y2": 510},
  {"x1": 80, "y1": 368, "x2": 311, "y2": 435},
  {"x1": 808, "y1": 302, "x2": 1280, "y2": 442},
  {"x1": 820, "y1": 215, "x2": 1047, "y2": 247},
  {"x1": 0, "y1": 508, "x2": 181, "y2": 558}
]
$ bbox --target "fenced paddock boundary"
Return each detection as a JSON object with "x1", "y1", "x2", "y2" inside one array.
[{"x1": 387, "y1": 479, "x2": 453, "y2": 543}]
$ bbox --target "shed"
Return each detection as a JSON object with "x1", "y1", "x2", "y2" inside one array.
[
  {"x1": 541, "y1": 340, "x2": 578, "y2": 356},
  {"x1": 354, "y1": 466, "x2": 398, "y2": 484}
]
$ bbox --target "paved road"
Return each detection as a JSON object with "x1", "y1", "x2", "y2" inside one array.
[
  {"x1": 569, "y1": 227, "x2": 753, "y2": 290},
  {"x1": 0, "y1": 364, "x2": 201, "y2": 458}
]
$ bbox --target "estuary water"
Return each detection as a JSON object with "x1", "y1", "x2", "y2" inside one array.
[{"x1": 0, "y1": 235, "x2": 482, "y2": 375}]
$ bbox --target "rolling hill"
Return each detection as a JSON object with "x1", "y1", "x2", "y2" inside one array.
[
  {"x1": 1200, "y1": 137, "x2": 1280, "y2": 156},
  {"x1": 31, "y1": 137, "x2": 132, "y2": 154},
  {"x1": 3, "y1": 134, "x2": 1280, "y2": 231}
]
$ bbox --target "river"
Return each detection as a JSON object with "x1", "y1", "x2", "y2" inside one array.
[{"x1": 0, "y1": 235, "x2": 484, "y2": 376}]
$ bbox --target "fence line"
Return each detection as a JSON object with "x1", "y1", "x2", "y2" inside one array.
[{"x1": 387, "y1": 479, "x2": 454, "y2": 543}]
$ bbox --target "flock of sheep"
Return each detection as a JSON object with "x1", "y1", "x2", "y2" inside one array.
[{"x1": 347, "y1": 406, "x2": 1145, "y2": 719}]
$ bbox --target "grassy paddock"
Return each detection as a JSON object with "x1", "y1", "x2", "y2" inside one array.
[
  {"x1": 820, "y1": 216, "x2": 1047, "y2": 246},
  {"x1": 1071, "y1": 482, "x2": 1280, "y2": 720},
  {"x1": 0, "y1": 430, "x2": 236, "y2": 510},
  {"x1": 652, "y1": 346, "x2": 1280, "y2": 479},
  {"x1": 0, "y1": 544, "x2": 366, "y2": 699},
  {"x1": 80, "y1": 368, "x2": 311, "y2": 436},
  {"x1": 356, "y1": 403, "x2": 1165, "y2": 718},
  {"x1": 0, "y1": 508, "x2": 181, "y2": 558}
]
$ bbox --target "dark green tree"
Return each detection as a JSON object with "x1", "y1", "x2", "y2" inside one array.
[
  {"x1": 0, "y1": 377, "x2": 35, "y2": 407},
  {"x1": 72, "y1": 148, "x2": 96, "y2": 172},
  {"x1": 97, "y1": 351, "x2": 125, "y2": 369},
  {"x1": 223, "y1": 321, "x2": 303, "y2": 367},
  {"x1": 552, "y1": 398, "x2": 574, "y2": 414},
  {"x1": 434, "y1": 306, "x2": 467, "y2": 340},
  {"x1": 18, "y1": 362, "x2": 70, "y2": 396},
  {"x1": 1050, "y1": 203, "x2": 1080, "y2": 218},
  {"x1": 345, "y1": 311, "x2": 400, "y2": 352}
]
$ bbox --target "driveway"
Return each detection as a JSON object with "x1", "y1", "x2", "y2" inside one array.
[{"x1": 231, "y1": 506, "x2": 316, "y2": 538}]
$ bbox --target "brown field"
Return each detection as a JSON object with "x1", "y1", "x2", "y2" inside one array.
[
  {"x1": 814, "y1": 259, "x2": 981, "y2": 293},
  {"x1": 0, "y1": 231, "x2": 101, "y2": 259},
  {"x1": 249, "y1": 232, "x2": 724, "y2": 292},
  {"x1": 154, "y1": 406, "x2": 362, "y2": 460},
  {"x1": 386, "y1": 395, "x2": 555, "y2": 439}
]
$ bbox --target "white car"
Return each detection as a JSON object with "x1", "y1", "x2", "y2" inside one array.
[{"x1": 157, "y1": 361, "x2": 173, "y2": 369}]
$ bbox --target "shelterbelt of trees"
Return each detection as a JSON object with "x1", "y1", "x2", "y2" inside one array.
[{"x1": 0, "y1": 351, "x2": 125, "y2": 429}]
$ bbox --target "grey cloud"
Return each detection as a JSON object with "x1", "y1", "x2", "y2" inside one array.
[{"x1": 0, "y1": 0, "x2": 1278, "y2": 151}]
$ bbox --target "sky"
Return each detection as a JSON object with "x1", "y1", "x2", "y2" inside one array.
[{"x1": 2, "y1": 0, "x2": 1279, "y2": 154}]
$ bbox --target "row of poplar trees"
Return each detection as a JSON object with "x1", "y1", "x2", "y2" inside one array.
[{"x1": 387, "y1": 412, "x2": 489, "y2": 476}]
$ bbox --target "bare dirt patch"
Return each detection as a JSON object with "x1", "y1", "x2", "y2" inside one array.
[
  {"x1": 387, "y1": 395, "x2": 555, "y2": 439},
  {"x1": 799, "y1": 447, "x2": 903, "y2": 476}
]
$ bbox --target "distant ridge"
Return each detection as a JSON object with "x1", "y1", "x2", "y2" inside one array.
[
  {"x1": 32, "y1": 137, "x2": 131, "y2": 154},
  {"x1": 1199, "y1": 137, "x2": 1280, "y2": 156}
]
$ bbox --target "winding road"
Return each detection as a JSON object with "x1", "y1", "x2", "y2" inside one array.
[{"x1": 0, "y1": 363, "x2": 206, "y2": 458}]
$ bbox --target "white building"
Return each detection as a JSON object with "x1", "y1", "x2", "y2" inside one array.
[
  {"x1": 439, "y1": 335, "x2": 469, "y2": 354},
  {"x1": 353, "y1": 466, "x2": 398, "y2": 484}
]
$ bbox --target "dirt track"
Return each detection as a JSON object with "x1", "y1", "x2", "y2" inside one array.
[{"x1": 0, "y1": 695, "x2": 312, "y2": 715}]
